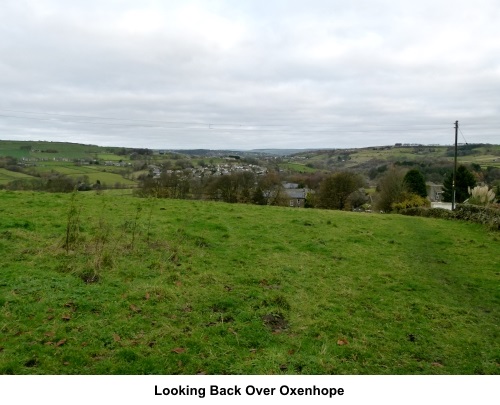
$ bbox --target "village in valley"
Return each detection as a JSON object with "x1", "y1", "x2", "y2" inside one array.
[{"x1": 1, "y1": 141, "x2": 499, "y2": 211}]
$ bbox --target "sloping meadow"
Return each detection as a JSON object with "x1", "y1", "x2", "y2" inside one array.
[{"x1": 0, "y1": 190, "x2": 498, "y2": 374}]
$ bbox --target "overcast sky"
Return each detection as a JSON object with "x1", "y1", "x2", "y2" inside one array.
[{"x1": 1, "y1": 0, "x2": 499, "y2": 150}]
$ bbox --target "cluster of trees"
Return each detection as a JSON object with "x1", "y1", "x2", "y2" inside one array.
[
  {"x1": 373, "y1": 164, "x2": 499, "y2": 211},
  {"x1": 315, "y1": 172, "x2": 367, "y2": 210},
  {"x1": 313, "y1": 168, "x2": 434, "y2": 213},
  {"x1": 136, "y1": 171, "x2": 292, "y2": 206},
  {"x1": 372, "y1": 168, "x2": 429, "y2": 212},
  {"x1": 115, "y1": 148, "x2": 153, "y2": 157},
  {"x1": 373, "y1": 166, "x2": 480, "y2": 212},
  {"x1": 3, "y1": 174, "x2": 77, "y2": 192},
  {"x1": 133, "y1": 160, "x2": 500, "y2": 212},
  {"x1": 1, "y1": 173, "x2": 107, "y2": 192},
  {"x1": 136, "y1": 169, "x2": 372, "y2": 210},
  {"x1": 442, "y1": 165, "x2": 477, "y2": 203},
  {"x1": 0, "y1": 156, "x2": 19, "y2": 171}
]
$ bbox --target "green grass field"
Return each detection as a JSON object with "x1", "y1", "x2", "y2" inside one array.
[
  {"x1": 0, "y1": 141, "x2": 105, "y2": 159},
  {"x1": 279, "y1": 163, "x2": 318, "y2": 173},
  {"x1": 296, "y1": 144, "x2": 500, "y2": 172},
  {"x1": 460, "y1": 155, "x2": 500, "y2": 169},
  {"x1": 0, "y1": 141, "x2": 137, "y2": 188},
  {"x1": 32, "y1": 164, "x2": 137, "y2": 186},
  {"x1": 0, "y1": 191, "x2": 498, "y2": 375},
  {"x1": 0, "y1": 169, "x2": 37, "y2": 185}
]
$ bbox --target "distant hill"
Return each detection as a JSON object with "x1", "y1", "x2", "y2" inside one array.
[
  {"x1": 169, "y1": 148, "x2": 320, "y2": 157},
  {"x1": 249, "y1": 149, "x2": 317, "y2": 156},
  {"x1": 169, "y1": 149, "x2": 275, "y2": 157}
]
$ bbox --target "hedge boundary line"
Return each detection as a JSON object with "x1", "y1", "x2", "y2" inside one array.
[{"x1": 400, "y1": 204, "x2": 500, "y2": 231}]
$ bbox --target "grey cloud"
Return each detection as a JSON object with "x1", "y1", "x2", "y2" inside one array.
[{"x1": 1, "y1": 0, "x2": 499, "y2": 149}]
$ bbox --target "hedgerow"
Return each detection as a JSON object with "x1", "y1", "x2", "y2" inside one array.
[{"x1": 400, "y1": 204, "x2": 500, "y2": 231}]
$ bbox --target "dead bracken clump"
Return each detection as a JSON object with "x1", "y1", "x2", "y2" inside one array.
[
  {"x1": 262, "y1": 313, "x2": 289, "y2": 333},
  {"x1": 78, "y1": 268, "x2": 100, "y2": 284}
]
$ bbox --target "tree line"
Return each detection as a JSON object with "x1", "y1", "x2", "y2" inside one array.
[
  {"x1": 135, "y1": 163, "x2": 499, "y2": 212},
  {"x1": 135, "y1": 171, "x2": 292, "y2": 206},
  {"x1": 0, "y1": 173, "x2": 126, "y2": 192}
]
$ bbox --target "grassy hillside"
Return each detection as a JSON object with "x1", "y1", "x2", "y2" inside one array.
[
  {"x1": 0, "y1": 141, "x2": 109, "y2": 159},
  {"x1": 0, "y1": 169, "x2": 37, "y2": 185},
  {"x1": 285, "y1": 144, "x2": 500, "y2": 174},
  {"x1": 0, "y1": 191, "x2": 499, "y2": 374},
  {"x1": 0, "y1": 141, "x2": 138, "y2": 188},
  {"x1": 32, "y1": 163, "x2": 137, "y2": 186}
]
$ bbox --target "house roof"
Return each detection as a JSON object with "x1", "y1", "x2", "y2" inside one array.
[{"x1": 285, "y1": 189, "x2": 307, "y2": 199}]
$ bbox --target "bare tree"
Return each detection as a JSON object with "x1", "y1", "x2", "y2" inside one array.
[
  {"x1": 317, "y1": 171, "x2": 364, "y2": 210},
  {"x1": 374, "y1": 168, "x2": 406, "y2": 212}
]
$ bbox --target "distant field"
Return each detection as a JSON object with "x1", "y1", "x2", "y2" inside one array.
[
  {"x1": 0, "y1": 141, "x2": 105, "y2": 159},
  {"x1": 96, "y1": 154, "x2": 128, "y2": 161},
  {"x1": 279, "y1": 162, "x2": 318, "y2": 173},
  {"x1": 0, "y1": 191, "x2": 498, "y2": 374},
  {"x1": 0, "y1": 141, "x2": 139, "y2": 187},
  {"x1": 31, "y1": 164, "x2": 137, "y2": 186},
  {"x1": 455, "y1": 146, "x2": 500, "y2": 169},
  {"x1": 0, "y1": 168, "x2": 36, "y2": 185},
  {"x1": 460, "y1": 155, "x2": 500, "y2": 169},
  {"x1": 0, "y1": 168, "x2": 136, "y2": 188}
]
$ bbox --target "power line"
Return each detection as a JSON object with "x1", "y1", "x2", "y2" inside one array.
[
  {"x1": 1, "y1": 108, "x2": 497, "y2": 142},
  {"x1": 459, "y1": 127, "x2": 468, "y2": 144},
  {"x1": 2, "y1": 108, "x2": 500, "y2": 128},
  {"x1": 0, "y1": 115, "x2": 455, "y2": 134},
  {"x1": 0, "y1": 117, "x2": 453, "y2": 134}
]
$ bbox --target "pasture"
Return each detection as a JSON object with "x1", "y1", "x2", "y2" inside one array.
[{"x1": 0, "y1": 190, "x2": 498, "y2": 374}]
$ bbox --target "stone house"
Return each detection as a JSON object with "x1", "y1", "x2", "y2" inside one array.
[{"x1": 285, "y1": 188, "x2": 310, "y2": 208}]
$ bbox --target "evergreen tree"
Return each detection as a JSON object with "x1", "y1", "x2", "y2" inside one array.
[
  {"x1": 403, "y1": 169, "x2": 427, "y2": 197},
  {"x1": 252, "y1": 187, "x2": 267, "y2": 205},
  {"x1": 442, "y1": 165, "x2": 476, "y2": 203}
]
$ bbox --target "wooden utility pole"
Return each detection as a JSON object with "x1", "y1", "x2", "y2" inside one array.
[{"x1": 452, "y1": 120, "x2": 458, "y2": 210}]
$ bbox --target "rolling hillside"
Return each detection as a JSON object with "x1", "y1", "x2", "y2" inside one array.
[{"x1": 0, "y1": 190, "x2": 498, "y2": 374}]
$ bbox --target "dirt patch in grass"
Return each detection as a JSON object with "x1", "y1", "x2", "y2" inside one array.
[{"x1": 262, "y1": 313, "x2": 289, "y2": 333}]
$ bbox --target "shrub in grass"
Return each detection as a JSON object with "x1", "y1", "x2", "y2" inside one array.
[
  {"x1": 467, "y1": 185, "x2": 496, "y2": 206},
  {"x1": 391, "y1": 192, "x2": 430, "y2": 212}
]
